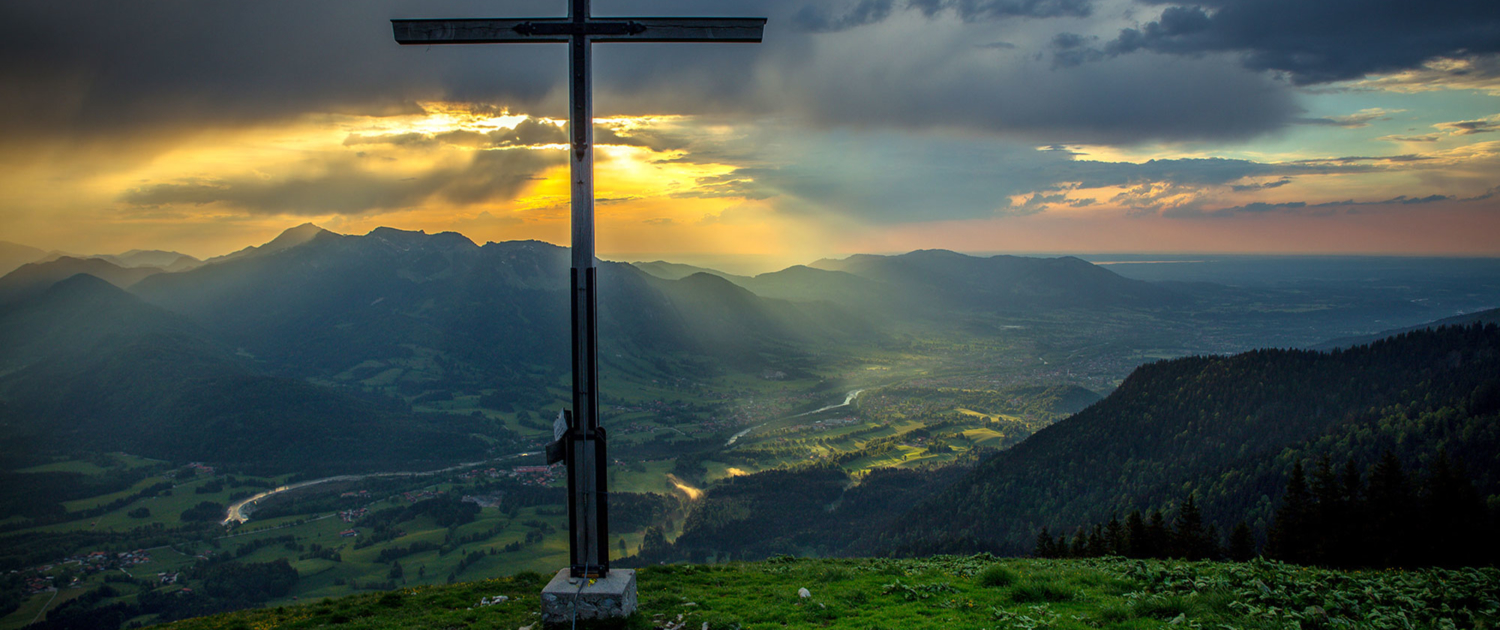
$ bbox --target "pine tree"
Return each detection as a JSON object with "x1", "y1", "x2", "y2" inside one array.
[
  {"x1": 1105, "y1": 516, "x2": 1126, "y2": 557},
  {"x1": 1228, "y1": 521, "x2": 1255, "y2": 561},
  {"x1": 1034, "y1": 527, "x2": 1056, "y2": 558},
  {"x1": 1366, "y1": 450, "x2": 1414, "y2": 567},
  {"x1": 1124, "y1": 510, "x2": 1148, "y2": 558},
  {"x1": 1069, "y1": 529, "x2": 1088, "y2": 558},
  {"x1": 1173, "y1": 494, "x2": 1210, "y2": 560},
  {"x1": 1327, "y1": 458, "x2": 1365, "y2": 567},
  {"x1": 1086, "y1": 524, "x2": 1106, "y2": 557},
  {"x1": 640, "y1": 526, "x2": 669, "y2": 559},
  {"x1": 1268, "y1": 461, "x2": 1312, "y2": 564},
  {"x1": 1422, "y1": 450, "x2": 1485, "y2": 567},
  {"x1": 1145, "y1": 510, "x2": 1169, "y2": 559},
  {"x1": 1309, "y1": 455, "x2": 1341, "y2": 565}
]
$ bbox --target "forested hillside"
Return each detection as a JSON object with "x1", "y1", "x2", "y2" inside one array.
[
  {"x1": 875, "y1": 323, "x2": 1500, "y2": 555},
  {"x1": 0, "y1": 275, "x2": 507, "y2": 476}
]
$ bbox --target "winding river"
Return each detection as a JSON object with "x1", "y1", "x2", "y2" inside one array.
[
  {"x1": 222, "y1": 451, "x2": 538, "y2": 525},
  {"x1": 724, "y1": 388, "x2": 864, "y2": 447}
]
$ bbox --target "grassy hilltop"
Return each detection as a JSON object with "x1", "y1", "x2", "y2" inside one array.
[{"x1": 158, "y1": 556, "x2": 1499, "y2": 630}]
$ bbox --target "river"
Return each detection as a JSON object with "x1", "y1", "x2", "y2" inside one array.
[
  {"x1": 724, "y1": 388, "x2": 864, "y2": 447},
  {"x1": 221, "y1": 451, "x2": 538, "y2": 525}
]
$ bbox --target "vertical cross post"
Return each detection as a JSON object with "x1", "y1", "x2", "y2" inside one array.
[
  {"x1": 393, "y1": 1, "x2": 764, "y2": 582},
  {"x1": 565, "y1": 0, "x2": 606, "y2": 579}
]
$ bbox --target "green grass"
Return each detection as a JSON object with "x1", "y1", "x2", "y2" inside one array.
[{"x1": 153, "y1": 556, "x2": 1500, "y2": 630}]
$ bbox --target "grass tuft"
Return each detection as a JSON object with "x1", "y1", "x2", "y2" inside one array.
[
  {"x1": 1008, "y1": 578, "x2": 1076, "y2": 603},
  {"x1": 977, "y1": 564, "x2": 1021, "y2": 588}
]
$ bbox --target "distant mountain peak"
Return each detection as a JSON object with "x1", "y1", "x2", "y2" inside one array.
[
  {"x1": 366, "y1": 227, "x2": 478, "y2": 251},
  {"x1": 206, "y1": 223, "x2": 337, "y2": 265},
  {"x1": 266, "y1": 223, "x2": 331, "y2": 249}
]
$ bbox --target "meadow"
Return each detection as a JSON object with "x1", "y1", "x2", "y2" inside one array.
[{"x1": 156, "y1": 556, "x2": 1500, "y2": 630}]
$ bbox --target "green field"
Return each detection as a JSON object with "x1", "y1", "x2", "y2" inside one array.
[{"x1": 155, "y1": 556, "x2": 1500, "y2": 630}]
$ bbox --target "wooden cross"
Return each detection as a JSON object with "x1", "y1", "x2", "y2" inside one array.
[{"x1": 393, "y1": 1, "x2": 765, "y2": 579}]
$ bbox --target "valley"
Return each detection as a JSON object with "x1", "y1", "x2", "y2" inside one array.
[{"x1": 1, "y1": 227, "x2": 1499, "y2": 628}]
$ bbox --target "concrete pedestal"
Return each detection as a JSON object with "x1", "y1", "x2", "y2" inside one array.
[{"x1": 540, "y1": 569, "x2": 637, "y2": 624}]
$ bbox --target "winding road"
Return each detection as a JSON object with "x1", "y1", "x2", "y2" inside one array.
[
  {"x1": 724, "y1": 388, "x2": 865, "y2": 447},
  {"x1": 222, "y1": 451, "x2": 538, "y2": 525}
]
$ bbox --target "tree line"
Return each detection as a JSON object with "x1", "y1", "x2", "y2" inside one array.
[{"x1": 1036, "y1": 449, "x2": 1498, "y2": 568}]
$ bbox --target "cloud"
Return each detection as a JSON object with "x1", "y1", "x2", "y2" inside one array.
[
  {"x1": 1070, "y1": 0, "x2": 1500, "y2": 85},
  {"x1": 1164, "y1": 192, "x2": 1482, "y2": 218},
  {"x1": 121, "y1": 148, "x2": 563, "y2": 215},
  {"x1": 1295, "y1": 108, "x2": 1405, "y2": 128},
  {"x1": 1378, "y1": 134, "x2": 1442, "y2": 143},
  {"x1": 1230, "y1": 178, "x2": 1292, "y2": 192},
  {"x1": 1436, "y1": 116, "x2": 1500, "y2": 135},
  {"x1": 793, "y1": 0, "x2": 895, "y2": 32},
  {"x1": 0, "y1": 0, "x2": 1307, "y2": 150},
  {"x1": 908, "y1": 0, "x2": 1093, "y2": 20},
  {"x1": 1352, "y1": 55, "x2": 1500, "y2": 95}
]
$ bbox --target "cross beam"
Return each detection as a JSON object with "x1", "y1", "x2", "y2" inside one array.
[{"x1": 393, "y1": 1, "x2": 763, "y2": 580}]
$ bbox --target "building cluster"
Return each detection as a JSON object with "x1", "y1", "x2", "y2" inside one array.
[
  {"x1": 23, "y1": 575, "x2": 54, "y2": 595},
  {"x1": 510, "y1": 464, "x2": 562, "y2": 486},
  {"x1": 15, "y1": 549, "x2": 155, "y2": 593},
  {"x1": 185, "y1": 462, "x2": 215, "y2": 475},
  {"x1": 339, "y1": 490, "x2": 370, "y2": 499},
  {"x1": 338, "y1": 508, "x2": 368, "y2": 523},
  {"x1": 460, "y1": 492, "x2": 505, "y2": 508},
  {"x1": 402, "y1": 489, "x2": 444, "y2": 502},
  {"x1": 457, "y1": 467, "x2": 504, "y2": 481}
]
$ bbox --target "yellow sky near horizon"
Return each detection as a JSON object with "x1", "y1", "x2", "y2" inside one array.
[{"x1": 2, "y1": 101, "x2": 1498, "y2": 264}]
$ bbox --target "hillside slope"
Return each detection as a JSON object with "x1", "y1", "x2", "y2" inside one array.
[
  {"x1": 0, "y1": 275, "x2": 504, "y2": 473},
  {"x1": 876, "y1": 323, "x2": 1500, "y2": 555}
]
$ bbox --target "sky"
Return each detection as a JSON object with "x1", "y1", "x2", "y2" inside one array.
[{"x1": 1, "y1": 0, "x2": 1497, "y2": 269}]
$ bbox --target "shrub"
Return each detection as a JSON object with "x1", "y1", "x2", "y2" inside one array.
[
  {"x1": 978, "y1": 564, "x2": 1021, "y2": 588},
  {"x1": 1009, "y1": 579, "x2": 1075, "y2": 603}
]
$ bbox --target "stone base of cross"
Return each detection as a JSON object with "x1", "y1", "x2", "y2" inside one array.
[{"x1": 393, "y1": 0, "x2": 764, "y2": 610}]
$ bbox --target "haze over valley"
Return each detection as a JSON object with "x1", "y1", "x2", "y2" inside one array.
[{"x1": 1, "y1": 222, "x2": 1499, "y2": 628}]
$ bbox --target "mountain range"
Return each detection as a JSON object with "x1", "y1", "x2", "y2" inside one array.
[{"x1": 2, "y1": 224, "x2": 1496, "y2": 477}]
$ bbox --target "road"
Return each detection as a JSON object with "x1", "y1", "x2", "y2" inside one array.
[
  {"x1": 221, "y1": 451, "x2": 538, "y2": 525},
  {"x1": 724, "y1": 388, "x2": 865, "y2": 447}
]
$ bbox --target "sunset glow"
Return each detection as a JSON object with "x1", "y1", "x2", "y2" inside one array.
[{"x1": 1, "y1": 1, "x2": 1497, "y2": 264}]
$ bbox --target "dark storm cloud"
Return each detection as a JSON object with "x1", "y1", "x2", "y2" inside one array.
[
  {"x1": 1072, "y1": 0, "x2": 1500, "y2": 85},
  {"x1": 121, "y1": 148, "x2": 563, "y2": 215},
  {"x1": 1, "y1": 0, "x2": 1304, "y2": 148},
  {"x1": 793, "y1": 0, "x2": 895, "y2": 32},
  {"x1": 908, "y1": 0, "x2": 1092, "y2": 20}
]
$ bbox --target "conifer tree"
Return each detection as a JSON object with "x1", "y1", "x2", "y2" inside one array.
[
  {"x1": 1124, "y1": 510, "x2": 1148, "y2": 558},
  {"x1": 1310, "y1": 455, "x2": 1341, "y2": 565},
  {"x1": 1422, "y1": 450, "x2": 1485, "y2": 567},
  {"x1": 1086, "y1": 524, "x2": 1106, "y2": 557},
  {"x1": 1034, "y1": 527, "x2": 1056, "y2": 558},
  {"x1": 1366, "y1": 450, "x2": 1414, "y2": 567},
  {"x1": 1069, "y1": 529, "x2": 1088, "y2": 557},
  {"x1": 1173, "y1": 494, "x2": 1210, "y2": 560},
  {"x1": 1146, "y1": 510, "x2": 1169, "y2": 559},
  {"x1": 1105, "y1": 516, "x2": 1125, "y2": 557},
  {"x1": 1228, "y1": 521, "x2": 1255, "y2": 561},
  {"x1": 1268, "y1": 461, "x2": 1312, "y2": 564}
]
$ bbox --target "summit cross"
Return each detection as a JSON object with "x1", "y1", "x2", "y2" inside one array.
[{"x1": 392, "y1": 1, "x2": 765, "y2": 580}]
